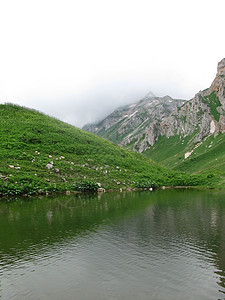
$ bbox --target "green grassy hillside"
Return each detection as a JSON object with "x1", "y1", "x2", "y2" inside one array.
[
  {"x1": 0, "y1": 104, "x2": 211, "y2": 196},
  {"x1": 144, "y1": 132, "x2": 225, "y2": 188},
  {"x1": 144, "y1": 133, "x2": 197, "y2": 168},
  {"x1": 173, "y1": 134, "x2": 225, "y2": 187}
]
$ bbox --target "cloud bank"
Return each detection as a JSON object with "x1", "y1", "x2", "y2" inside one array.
[{"x1": 0, "y1": 0, "x2": 224, "y2": 127}]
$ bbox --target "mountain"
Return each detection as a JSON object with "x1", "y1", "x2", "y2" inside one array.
[
  {"x1": 83, "y1": 59, "x2": 225, "y2": 186},
  {"x1": 0, "y1": 104, "x2": 209, "y2": 196},
  {"x1": 83, "y1": 94, "x2": 186, "y2": 152},
  {"x1": 144, "y1": 58, "x2": 225, "y2": 184}
]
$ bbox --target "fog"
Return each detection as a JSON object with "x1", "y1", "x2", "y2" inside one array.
[{"x1": 0, "y1": 0, "x2": 224, "y2": 127}]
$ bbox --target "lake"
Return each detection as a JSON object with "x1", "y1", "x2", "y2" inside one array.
[{"x1": 0, "y1": 189, "x2": 225, "y2": 299}]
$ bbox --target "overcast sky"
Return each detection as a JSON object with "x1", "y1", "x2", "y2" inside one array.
[{"x1": 0, "y1": 0, "x2": 224, "y2": 127}]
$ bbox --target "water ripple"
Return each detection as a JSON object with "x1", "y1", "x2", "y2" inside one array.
[{"x1": 1, "y1": 190, "x2": 225, "y2": 299}]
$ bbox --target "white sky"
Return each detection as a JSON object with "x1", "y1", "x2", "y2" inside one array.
[{"x1": 0, "y1": 0, "x2": 224, "y2": 127}]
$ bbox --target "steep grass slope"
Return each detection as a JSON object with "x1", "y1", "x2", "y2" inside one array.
[
  {"x1": 144, "y1": 132, "x2": 225, "y2": 188},
  {"x1": 173, "y1": 134, "x2": 225, "y2": 187},
  {"x1": 0, "y1": 104, "x2": 210, "y2": 196}
]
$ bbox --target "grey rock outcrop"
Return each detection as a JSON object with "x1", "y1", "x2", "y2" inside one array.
[{"x1": 83, "y1": 94, "x2": 186, "y2": 152}]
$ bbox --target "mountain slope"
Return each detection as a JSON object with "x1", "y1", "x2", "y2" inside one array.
[
  {"x1": 83, "y1": 93, "x2": 185, "y2": 152},
  {"x1": 83, "y1": 59, "x2": 225, "y2": 186},
  {"x1": 84, "y1": 60, "x2": 225, "y2": 154},
  {"x1": 143, "y1": 59, "x2": 225, "y2": 185},
  {"x1": 0, "y1": 104, "x2": 210, "y2": 196}
]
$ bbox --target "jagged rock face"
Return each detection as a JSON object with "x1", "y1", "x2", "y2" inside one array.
[
  {"x1": 83, "y1": 59, "x2": 225, "y2": 153},
  {"x1": 83, "y1": 95, "x2": 186, "y2": 151},
  {"x1": 158, "y1": 94, "x2": 212, "y2": 139},
  {"x1": 219, "y1": 115, "x2": 225, "y2": 133},
  {"x1": 210, "y1": 58, "x2": 225, "y2": 107},
  {"x1": 141, "y1": 58, "x2": 225, "y2": 151},
  {"x1": 206, "y1": 58, "x2": 225, "y2": 133}
]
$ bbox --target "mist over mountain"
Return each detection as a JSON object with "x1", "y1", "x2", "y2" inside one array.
[
  {"x1": 83, "y1": 94, "x2": 186, "y2": 150},
  {"x1": 83, "y1": 59, "x2": 225, "y2": 184}
]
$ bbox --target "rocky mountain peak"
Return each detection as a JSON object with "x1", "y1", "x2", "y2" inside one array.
[
  {"x1": 143, "y1": 91, "x2": 156, "y2": 99},
  {"x1": 84, "y1": 59, "x2": 225, "y2": 154},
  {"x1": 83, "y1": 94, "x2": 186, "y2": 150},
  {"x1": 209, "y1": 58, "x2": 225, "y2": 110},
  {"x1": 217, "y1": 58, "x2": 225, "y2": 75}
]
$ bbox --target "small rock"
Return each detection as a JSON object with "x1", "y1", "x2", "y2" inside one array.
[
  {"x1": 46, "y1": 164, "x2": 53, "y2": 169},
  {"x1": 48, "y1": 155, "x2": 52, "y2": 158}
]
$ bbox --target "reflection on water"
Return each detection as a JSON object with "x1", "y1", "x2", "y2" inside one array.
[{"x1": 0, "y1": 189, "x2": 225, "y2": 299}]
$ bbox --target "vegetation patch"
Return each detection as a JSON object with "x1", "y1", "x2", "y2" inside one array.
[
  {"x1": 0, "y1": 104, "x2": 211, "y2": 196},
  {"x1": 144, "y1": 133, "x2": 197, "y2": 168},
  {"x1": 135, "y1": 179, "x2": 158, "y2": 189},
  {"x1": 201, "y1": 92, "x2": 222, "y2": 121},
  {"x1": 73, "y1": 181, "x2": 99, "y2": 192}
]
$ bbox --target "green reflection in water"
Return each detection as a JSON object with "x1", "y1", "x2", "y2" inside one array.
[{"x1": 0, "y1": 189, "x2": 225, "y2": 298}]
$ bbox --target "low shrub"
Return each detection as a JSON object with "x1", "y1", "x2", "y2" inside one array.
[
  {"x1": 135, "y1": 179, "x2": 158, "y2": 189},
  {"x1": 73, "y1": 180, "x2": 99, "y2": 192}
]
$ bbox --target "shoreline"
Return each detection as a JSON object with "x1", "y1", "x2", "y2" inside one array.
[{"x1": 0, "y1": 185, "x2": 223, "y2": 201}]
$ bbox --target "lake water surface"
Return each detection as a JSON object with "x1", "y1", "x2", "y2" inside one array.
[{"x1": 1, "y1": 189, "x2": 225, "y2": 299}]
